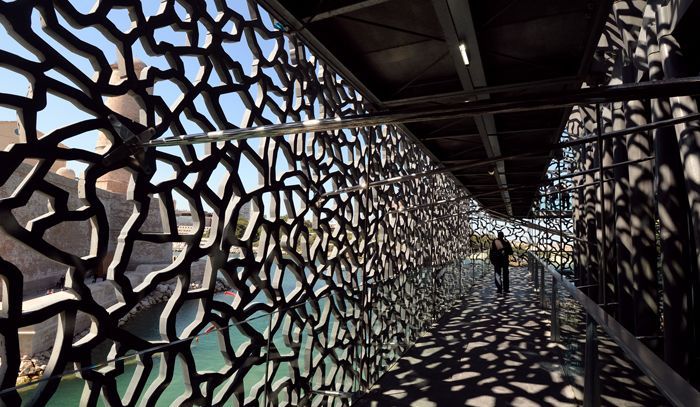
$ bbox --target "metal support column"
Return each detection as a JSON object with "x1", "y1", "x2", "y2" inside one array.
[
  {"x1": 583, "y1": 106, "x2": 600, "y2": 301},
  {"x1": 359, "y1": 127, "x2": 374, "y2": 392},
  {"x1": 648, "y1": 15, "x2": 691, "y2": 373},
  {"x1": 655, "y1": 5, "x2": 700, "y2": 273},
  {"x1": 610, "y1": 59, "x2": 633, "y2": 326},
  {"x1": 595, "y1": 103, "x2": 609, "y2": 305},
  {"x1": 551, "y1": 275, "x2": 560, "y2": 342},
  {"x1": 623, "y1": 80, "x2": 657, "y2": 335},
  {"x1": 430, "y1": 177, "x2": 437, "y2": 322},
  {"x1": 539, "y1": 263, "x2": 546, "y2": 308},
  {"x1": 534, "y1": 255, "x2": 540, "y2": 291}
]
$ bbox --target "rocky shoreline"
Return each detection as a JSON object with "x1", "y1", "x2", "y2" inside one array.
[{"x1": 16, "y1": 279, "x2": 230, "y2": 387}]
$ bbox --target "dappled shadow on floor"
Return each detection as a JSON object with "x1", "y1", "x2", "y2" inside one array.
[
  {"x1": 557, "y1": 296, "x2": 669, "y2": 406},
  {"x1": 597, "y1": 334, "x2": 668, "y2": 406},
  {"x1": 357, "y1": 267, "x2": 577, "y2": 407}
]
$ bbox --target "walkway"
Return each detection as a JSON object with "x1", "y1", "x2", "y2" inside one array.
[{"x1": 358, "y1": 266, "x2": 577, "y2": 406}]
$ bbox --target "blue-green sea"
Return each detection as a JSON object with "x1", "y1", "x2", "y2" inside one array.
[{"x1": 19, "y1": 292, "x2": 274, "y2": 406}]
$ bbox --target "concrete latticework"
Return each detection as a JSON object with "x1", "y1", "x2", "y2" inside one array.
[{"x1": 0, "y1": 0, "x2": 699, "y2": 406}]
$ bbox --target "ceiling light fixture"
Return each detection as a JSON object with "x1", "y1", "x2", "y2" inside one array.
[{"x1": 458, "y1": 42, "x2": 470, "y2": 66}]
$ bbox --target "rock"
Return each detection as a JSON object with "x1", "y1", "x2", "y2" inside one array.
[
  {"x1": 19, "y1": 356, "x2": 36, "y2": 377},
  {"x1": 16, "y1": 376, "x2": 30, "y2": 386}
]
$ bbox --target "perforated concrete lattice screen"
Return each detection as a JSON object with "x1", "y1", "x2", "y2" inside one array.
[{"x1": 0, "y1": 1, "x2": 482, "y2": 405}]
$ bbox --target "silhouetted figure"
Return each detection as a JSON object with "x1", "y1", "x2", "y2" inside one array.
[
  {"x1": 489, "y1": 231, "x2": 513, "y2": 295},
  {"x1": 547, "y1": 185, "x2": 557, "y2": 209},
  {"x1": 561, "y1": 185, "x2": 570, "y2": 210}
]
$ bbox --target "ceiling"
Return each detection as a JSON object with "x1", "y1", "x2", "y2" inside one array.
[{"x1": 264, "y1": 0, "x2": 611, "y2": 216}]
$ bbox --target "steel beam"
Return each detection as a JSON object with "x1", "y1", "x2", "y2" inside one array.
[
  {"x1": 609, "y1": 60, "x2": 634, "y2": 333},
  {"x1": 302, "y1": 0, "x2": 394, "y2": 23},
  {"x1": 595, "y1": 104, "x2": 615, "y2": 305},
  {"x1": 431, "y1": 0, "x2": 513, "y2": 215},
  {"x1": 557, "y1": 112, "x2": 700, "y2": 150},
  {"x1": 321, "y1": 151, "x2": 543, "y2": 197},
  {"x1": 381, "y1": 77, "x2": 579, "y2": 108},
  {"x1": 649, "y1": 11, "x2": 693, "y2": 376},
  {"x1": 546, "y1": 156, "x2": 655, "y2": 183},
  {"x1": 582, "y1": 105, "x2": 600, "y2": 302},
  {"x1": 139, "y1": 77, "x2": 700, "y2": 148},
  {"x1": 656, "y1": 2, "x2": 700, "y2": 282}
]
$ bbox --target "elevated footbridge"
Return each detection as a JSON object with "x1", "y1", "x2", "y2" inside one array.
[{"x1": 0, "y1": 0, "x2": 698, "y2": 405}]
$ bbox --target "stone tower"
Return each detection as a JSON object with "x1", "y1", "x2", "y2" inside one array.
[{"x1": 96, "y1": 59, "x2": 148, "y2": 194}]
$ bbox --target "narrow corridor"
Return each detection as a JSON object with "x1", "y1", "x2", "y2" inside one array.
[{"x1": 358, "y1": 267, "x2": 577, "y2": 406}]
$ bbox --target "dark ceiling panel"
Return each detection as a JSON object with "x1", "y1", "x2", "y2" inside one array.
[
  {"x1": 408, "y1": 117, "x2": 479, "y2": 139},
  {"x1": 494, "y1": 109, "x2": 562, "y2": 132},
  {"x1": 303, "y1": 0, "x2": 461, "y2": 100},
  {"x1": 470, "y1": 0, "x2": 598, "y2": 86},
  {"x1": 272, "y1": 0, "x2": 609, "y2": 216}
]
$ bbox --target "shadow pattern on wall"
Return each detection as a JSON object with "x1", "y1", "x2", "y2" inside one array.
[{"x1": 0, "y1": 0, "x2": 479, "y2": 405}]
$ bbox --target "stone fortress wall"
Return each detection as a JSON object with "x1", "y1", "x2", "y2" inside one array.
[
  {"x1": 0, "y1": 138, "x2": 174, "y2": 356},
  {"x1": 0, "y1": 161, "x2": 172, "y2": 294},
  {"x1": 0, "y1": 60, "x2": 175, "y2": 357},
  {"x1": 0, "y1": 121, "x2": 64, "y2": 173}
]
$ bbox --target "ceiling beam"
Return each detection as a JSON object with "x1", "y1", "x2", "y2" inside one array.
[
  {"x1": 338, "y1": 15, "x2": 445, "y2": 42},
  {"x1": 432, "y1": 0, "x2": 514, "y2": 215},
  {"x1": 441, "y1": 155, "x2": 551, "y2": 165},
  {"x1": 420, "y1": 133, "x2": 482, "y2": 142},
  {"x1": 363, "y1": 39, "x2": 437, "y2": 56},
  {"x1": 304, "y1": 0, "x2": 395, "y2": 23},
  {"x1": 147, "y1": 78, "x2": 700, "y2": 147},
  {"x1": 381, "y1": 76, "x2": 580, "y2": 108},
  {"x1": 454, "y1": 172, "x2": 544, "y2": 177},
  {"x1": 419, "y1": 127, "x2": 559, "y2": 141}
]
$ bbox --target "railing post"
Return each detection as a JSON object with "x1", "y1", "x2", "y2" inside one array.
[
  {"x1": 533, "y1": 257, "x2": 540, "y2": 291},
  {"x1": 459, "y1": 259, "x2": 464, "y2": 298},
  {"x1": 584, "y1": 316, "x2": 600, "y2": 407},
  {"x1": 263, "y1": 312, "x2": 273, "y2": 407},
  {"x1": 551, "y1": 274, "x2": 560, "y2": 342},
  {"x1": 539, "y1": 263, "x2": 546, "y2": 308}
]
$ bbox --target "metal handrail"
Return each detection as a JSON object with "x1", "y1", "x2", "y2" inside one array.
[
  {"x1": 7, "y1": 259, "x2": 479, "y2": 404},
  {"x1": 528, "y1": 252, "x2": 700, "y2": 407},
  {"x1": 1, "y1": 290, "x2": 339, "y2": 396}
]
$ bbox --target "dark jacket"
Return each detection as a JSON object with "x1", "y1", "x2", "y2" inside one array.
[{"x1": 489, "y1": 238, "x2": 513, "y2": 266}]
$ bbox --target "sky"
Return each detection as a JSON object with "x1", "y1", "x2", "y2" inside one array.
[{"x1": 0, "y1": 0, "x2": 291, "y2": 210}]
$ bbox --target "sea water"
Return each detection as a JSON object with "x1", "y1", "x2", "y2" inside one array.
[
  {"x1": 18, "y1": 268, "x2": 353, "y2": 406},
  {"x1": 19, "y1": 292, "x2": 265, "y2": 406}
]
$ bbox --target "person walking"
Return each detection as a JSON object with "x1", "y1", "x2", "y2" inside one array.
[
  {"x1": 547, "y1": 184, "x2": 557, "y2": 209},
  {"x1": 489, "y1": 231, "x2": 513, "y2": 295},
  {"x1": 561, "y1": 184, "x2": 570, "y2": 210}
]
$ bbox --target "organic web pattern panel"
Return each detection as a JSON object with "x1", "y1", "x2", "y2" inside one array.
[{"x1": 0, "y1": 1, "x2": 471, "y2": 405}]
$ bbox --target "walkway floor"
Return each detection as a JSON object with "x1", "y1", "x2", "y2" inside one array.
[{"x1": 357, "y1": 266, "x2": 577, "y2": 406}]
